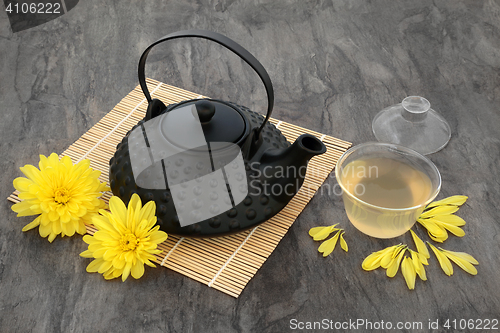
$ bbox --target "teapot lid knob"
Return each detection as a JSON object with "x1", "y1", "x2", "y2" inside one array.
[{"x1": 194, "y1": 100, "x2": 216, "y2": 124}]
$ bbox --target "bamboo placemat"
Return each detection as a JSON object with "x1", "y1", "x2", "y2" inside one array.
[{"x1": 8, "y1": 78, "x2": 351, "y2": 297}]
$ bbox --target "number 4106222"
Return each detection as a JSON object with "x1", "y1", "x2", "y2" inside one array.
[
  {"x1": 443, "y1": 318, "x2": 498, "y2": 330},
  {"x1": 5, "y1": 2, "x2": 61, "y2": 14}
]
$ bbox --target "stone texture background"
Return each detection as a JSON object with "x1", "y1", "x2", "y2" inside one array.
[{"x1": 1, "y1": 0, "x2": 499, "y2": 332}]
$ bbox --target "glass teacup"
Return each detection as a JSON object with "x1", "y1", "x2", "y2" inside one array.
[{"x1": 335, "y1": 142, "x2": 441, "y2": 238}]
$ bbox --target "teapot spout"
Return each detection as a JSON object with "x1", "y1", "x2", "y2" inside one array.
[{"x1": 259, "y1": 134, "x2": 326, "y2": 202}]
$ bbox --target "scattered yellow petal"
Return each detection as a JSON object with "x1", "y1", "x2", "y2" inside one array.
[
  {"x1": 420, "y1": 205, "x2": 459, "y2": 219},
  {"x1": 428, "y1": 242, "x2": 453, "y2": 276},
  {"x1": 310, "y1": 224, "x2": 339, "y2": 241},
  {"x1": 431, "y1": 220, "x2": 465, "y2": 237},
  {"x1": 418, "y1": 219, "x2": 447, "y2": 237},
  {"x1": 410, "y1": 229, "x2": 430, "y2": 259},
  {"x1": 381, "y1": 245, "x2": 404, "y2": 269},
  {"x1": 426, "y1": 195, "x2": 468, "y2": 209},
  {"x1": 418, "y1": 218, "x2": 449, "y2": 242},
  {"x1": 387, "y1": 247, "x2": 406, "y2": 278},
  {"x1": 362, "y1": 246, "x2": 397, "y2": 271},
  {"x1": 417, "y1": 251, "x2": 429, "y2": 266},
  {"x1": 427, "y1": 231, "x2": 448, "y2": 243},
  {"x1": 440, "y1": 249, "x2": 478, "y2": 265},
  {"x1": 410, "y1": 250, "x2": 427, "y2": 281},
  {"x1": 431, "y1": 214, "x2": 466, "y2": 226},
  {"x1": 318, "y1": 231, "x2": 341, "y2": 257},
  {"x1": 340, "y1": 232, "x2": 348, "y2": 252},
  {"x1": 439, "y1": 248, "x2": 478, "y2": 275},
  {"x1": 401, "y1": 257, "x2": 416, "y2": 290}
]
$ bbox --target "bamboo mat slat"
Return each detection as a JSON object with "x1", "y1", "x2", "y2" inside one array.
[{"x1": 7, "y1": 79, "x2": 351, "y2": 297}]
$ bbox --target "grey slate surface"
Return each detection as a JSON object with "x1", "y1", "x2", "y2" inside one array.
[{"x1": 1, "y1": 1, "x2": 499, "y2": 332}]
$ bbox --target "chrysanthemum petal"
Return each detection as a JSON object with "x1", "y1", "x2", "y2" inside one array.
[
  {"x1": 39, "y1": 222, "x2": 52, "y2": 238},
  {"x1": 387, "y1": 247, "x2": 406, "y2": 278},
  {"x1": 97, "y1": 260, "x2": 113, "y2": 274},
  {"x1": 112, "y1": 255, "x2": 126, "y2": 269},
  {"x1": 417, "y1": 219, "x2": 445, "y2": 236},
  {"x1": 149, "y1": 230, "x2": 168, "y2": 244},
  {"x1": 87, "y1": 258, "x2": 104, "y2": 273},
  {"x1": 109, "y1": 196, "x2": 127, "y2": 225},
  {"x1": 47, "y1": 153, "x2": 60, "y2": 167},
  {"x1": 380, "y1": 249, "x2": 396, "y2": 268},
  {"x1": 103, "y1": 248, "x2": 121, "y2": 261},
  {"x1": 428, "y1": 231, "x2": 448, "y2": 243},
  {"x1": 440, "y1": 250, "x2": 478, "y2": 265},
  {"x1": 131, "y1": 261, "x2": 145, "y2": 279},
  {"x1": 12, "y1": 200, "x2": 37, "y2": 217},
  {"x1": 420, "y1": 205, "x2": 459, "y2": 219},
  {"x1": 431, "y1": 214, "x2": 466, "y2": 226},
  {"x1": 436, "y1": 222, "x2": 465, "y2": 237},
  {"x1": 410, "y1": 230, "x2": 430, "y2": 259},
  {"x1": 122, "y1": 262, "x2": 133, "y2": 282},
  {"x1": 362, "y1": 246, "x2": 398, "y2": 271},
  {"x1": 76, "y1": 221, "x2": 87, "y2": 235},
  {"x1": 318, "y1": 231, "x2": 341, "y2": 257},
  {"x1": 138, "y1": 201, "x2": 156, "y2": 225},
  {"x1": 426, "y1": 195, "x2": 468, "y2": 209},
  {"x1": 312, "y1": 225, "x2": 338, "y2": 241},
  {"x1": 20, "y1": 164, "x2": 44, "y2": 184},
  {"x1": 47, "y1": 233, "x2": 57, "y2": 243},
  {"x1": 13, "y1": 177, "x2": 33, "y2": 192},
  {"x1": 309, "y1": 224, "x2": 338, "y2": 238},
  {"x1": 428, "y1": 243, "x2": 453, "y2": 276},
  {"x1": 93, "y1": 231, "x2": 116, "y2": 242},
  {"x1": 340, "y1": 233, "x2": 348, "y2": 252},
  {"x1": 440, "y1": 248, "x2": 478, "y2": 275},
  {"x1": 401, "y1": 257, "x2": 416, "y2": 290},
  {"x1": 83, "y1": 235, "x2": 97, "y2": 244},
  {"x1": 128, "y1": 193, "x2": 141, "y2": 211},
  {"x1": 22, "y1": 216, "x2": 42, "y2": 232},
  {"x1": 417, "y1": 252, "x2": 429, "y2": 266},
  {"x1": 52, "y1": 220, "x2": 62, "y2": 235},
  {"x1": 80, "y1": 250, "x2": 94, "y2": 258},
  {"x1": 48, "y1": 210, "x2": 59, "y2": 222},
  {"x1": 144, "y1": 259, "x2": 156, "y2": 268},
  {"x1": 410, "y1": 250, "x2": 427, "y2": 281}
]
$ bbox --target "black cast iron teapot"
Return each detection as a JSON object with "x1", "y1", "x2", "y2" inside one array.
[{"x1": 109, "y1": 30, "x2": 326, "y2": 237}]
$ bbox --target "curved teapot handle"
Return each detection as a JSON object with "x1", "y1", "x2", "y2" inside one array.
[{"x1": 138, "y1": 30, "x2": 274, "y2": 136}]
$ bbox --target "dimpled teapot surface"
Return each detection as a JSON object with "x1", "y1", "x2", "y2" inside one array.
[{"x1": 109, "y1": 30, "x2": 326, "y2": 237}]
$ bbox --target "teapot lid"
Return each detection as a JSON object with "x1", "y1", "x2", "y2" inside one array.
[{"x1": 160, "y1": 100, "x2": 247, "y2": 150}]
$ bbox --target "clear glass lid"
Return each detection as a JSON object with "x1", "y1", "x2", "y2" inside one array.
[{"x1": 372, "y1": 96, "x2": 451, "y2": 155}]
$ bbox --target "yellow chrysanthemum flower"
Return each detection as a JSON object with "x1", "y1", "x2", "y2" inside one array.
[
  {"x1": 80, "y1": 194, "x2": 168, "y2": 281},
  {"x1": 11, "y1": 153, "x2": 109, "y2": 242}
]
